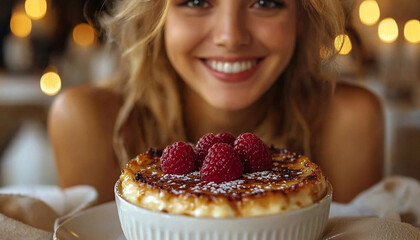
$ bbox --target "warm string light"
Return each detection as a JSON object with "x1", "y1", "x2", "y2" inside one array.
[
  {"x1": 378, "y1": 18, "x2": 399, "y2": 43},
  {"x1": 404, "y1": 19, "x2": 420, "y2": 44},
  {"x1": 10, "y1": 12, "x2": 32, "y2": 38},
  {"x1": 40, "y1": 71, "x2": 61, "y2": 96},
  {"x1": 359, "y1": 0, "x2": 380, "y2": 26},
  {"x1": 334, "y1": 34, "x2": 352, "y2": 55},
  {"x1": 25, "y1": 0, "x2": 47, "y2": 20},
  {"x1": 72, "y1": 23, "x2": 95, "y2": 47}
]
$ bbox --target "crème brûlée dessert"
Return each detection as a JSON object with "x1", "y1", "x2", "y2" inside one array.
[{"x1": 119, "y1": 133, "x2": 328, "y2": 218}]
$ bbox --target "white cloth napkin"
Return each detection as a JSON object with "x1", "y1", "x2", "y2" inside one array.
[
  {"x1": 322, "y1": 216, "x2": 420, "y2": 240},
  {"x1": 0, "y1": 185, "x2": 97, "y2": 240},
  {"x1": 330, "y1": 176, "x2": 420, "y2": 226},
  {"x1": 323, "y1": 176, "x2": 420, "y2": 239}
]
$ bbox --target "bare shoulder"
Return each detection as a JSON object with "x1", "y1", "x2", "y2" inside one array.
[
  {"x1": 48, "y1": 84, "x2": 123, "y2": 203},
  {"x1": 329, "y1": 83, "x2": 383, "y2": 122},
  {"x1": 49, "y1": 84, "x2": 123, "y2": 123},
  {"x1": 318, "y1": 83, "x2": 384, "y2": 144},
  {"x1": 313, "y1": 82, "x2": 384, "y2": 203}
]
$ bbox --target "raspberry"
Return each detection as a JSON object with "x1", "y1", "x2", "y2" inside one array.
[
  {"x1": 161, "y1": 141, "x2": 196, "y2": 174},
  {"x1": 200, "y1": 143, "x2": 244, "y2": 183},
  {"x1": 195, "y1": 133, "x2": 222, "y2": 168},
  {"x1": 216, "y1": 132, "x2": 236, "y2": 145},
  {"x1": 234, "y1": 133, "x2": 272, "y2": 172}
]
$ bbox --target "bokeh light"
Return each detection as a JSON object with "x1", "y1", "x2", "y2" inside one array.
[
  {"x1": 72, "y1": 23, "x2": 95, "y2": 47},
  {"x1": 25, "y1": 0, "x2": 47, "y2": 20},
  {"x1": 404, "y1": 19, "x2": 420, "y2": 44},
  {"x1": 334, "y1": 34, "x2": 352, "y2": 55},
  {"x1": 359, "y1": 0, "x2": 380, "y2": 26},
  {"x1": 40, "y1": 72, "x2": 61, "y2": 96},
  {"x1": 10, "y1": 12, "x2": 32, "y2": 38},
  {"x1": 378, "y1": 18, "x2": 399, "y2": 43}
]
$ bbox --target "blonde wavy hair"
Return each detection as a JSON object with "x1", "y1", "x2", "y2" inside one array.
[{"x1": 98, "y1": 0, "x2": 345, "y2": 167}]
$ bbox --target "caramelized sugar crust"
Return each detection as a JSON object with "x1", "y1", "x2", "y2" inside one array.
[{"x1": 119, "y1": 147, "x2": 328, "y2": 218}]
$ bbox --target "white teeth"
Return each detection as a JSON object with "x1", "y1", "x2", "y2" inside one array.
[
  {"x1": 211, "y1": 61, "x2": 217, "y2": 70},
  {"x1": 223, "y1": 62, "x2": 232, "y2": 73},
  {"x1": 246, "y1": 61, "x2": 252, "y2": 69},
  {"x1": 205, "y1": 60, "x2": 258, "y2": 73},
  {"x1": 217, "y1": 62, "x2": 224, "y2": 72},
  {"x1": 241, "y1": 62, "x2": 247, "y2": 71},
  {"x1": 232, "y1": 62, "x2": 241, "y2": 73}
]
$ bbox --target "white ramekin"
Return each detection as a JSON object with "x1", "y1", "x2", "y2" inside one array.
[{"x1": 115, "y1": 180, "x2": 332, "y2": 240}]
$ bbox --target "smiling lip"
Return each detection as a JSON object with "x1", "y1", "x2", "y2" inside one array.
[{"x1": 200, "y1": 57, "x2": 264, "y2": 83}]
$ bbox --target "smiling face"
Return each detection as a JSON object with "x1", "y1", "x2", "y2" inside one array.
[{"x1": 164, "y1": 0, "x2": 297, "y2": 111}]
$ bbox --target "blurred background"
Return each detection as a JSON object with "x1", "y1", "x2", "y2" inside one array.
[{"x1": 0, "y1": 0, "x2": 419, "y2": 187}]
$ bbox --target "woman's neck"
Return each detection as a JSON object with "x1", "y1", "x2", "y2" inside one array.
[{"x1": 183, "y1": 87, "x2": 269, "y2": 142}]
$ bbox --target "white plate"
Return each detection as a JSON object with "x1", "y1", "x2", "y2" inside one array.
[{"x1": 55, "y1": 201, "x2": 126, "y2": 240}]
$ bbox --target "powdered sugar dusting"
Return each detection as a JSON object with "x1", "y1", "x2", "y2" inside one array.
[
  {"x1": 133, "y1": 147, "x2": 308, "y2": 199},
  {"x1": 162, "y1": 171, "x2": 200, "y2": 181},
  {"x1": 150, "y1": 167, "x2": 303, "y2": 198},
  {"x1": 190, "y1": 179, "x2": 247, "y2": 195},
  {"x1": 243, "y1": 170, "x2": 302, "y2": 181}
]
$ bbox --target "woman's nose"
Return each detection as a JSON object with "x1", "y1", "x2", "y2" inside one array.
[{"x1": 212, "y1": 11, "x2": 251, "y2": 50}]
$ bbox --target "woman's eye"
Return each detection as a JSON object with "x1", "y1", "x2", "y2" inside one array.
[
  {"x1": 179, "y1": 0, "x2": 211, "y2": 8},
  {"x1": 252, "y1": 0, "x2": 285, "y2": 9}
]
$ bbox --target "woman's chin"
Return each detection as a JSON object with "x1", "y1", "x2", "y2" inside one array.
[{"x1": 205, "y1": 98, "x2": 256, "y2": 112}]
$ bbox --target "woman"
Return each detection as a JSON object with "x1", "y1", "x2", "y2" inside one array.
[{"x1": 49, "y1": 0, "x2": 383, "y2": 204}]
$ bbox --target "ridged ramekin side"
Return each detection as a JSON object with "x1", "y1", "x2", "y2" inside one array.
[{"x1": 115, "y1": 180, "x2": 331, "y2": 240}]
